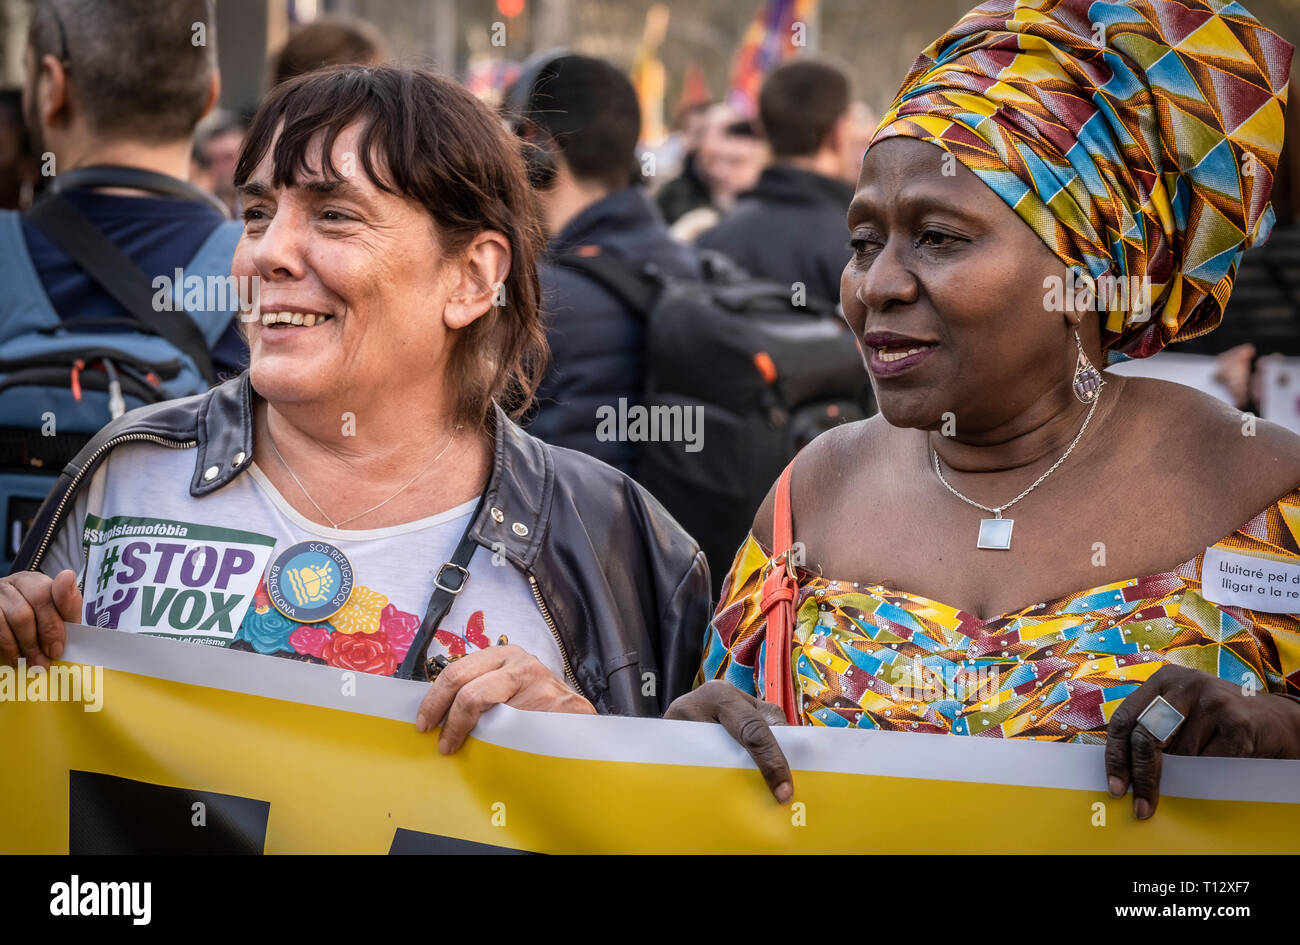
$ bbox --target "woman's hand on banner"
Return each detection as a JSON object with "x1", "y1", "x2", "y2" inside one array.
[
  {"x1": 415, "y1": 644, "x2": 595, "y2": 753},
  {"x1": 665, "y1": 680, "x2": 793, "y2": 803},
  {"x1": 1105, "y1": 663, "x2": 1300, "y2": 819},
  {"x1": 0, "y1": 569, "x2": 82, "y2": 668}
]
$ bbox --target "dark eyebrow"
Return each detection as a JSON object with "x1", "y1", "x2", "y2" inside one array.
[
  {"x1": 236, "y1": 179, "x2": 272, "y2": 200},
  {"x1": 847, "y1": 188, "x2": 983, "y2": 226},
  {"x1": 299, "y1": 178, "x2": 368, "y2": 199},
  {"x1": 235, "y1": 177, "x2": 377, "y2": 207}
]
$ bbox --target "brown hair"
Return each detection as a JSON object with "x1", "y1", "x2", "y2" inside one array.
[
  {"x1": 235, "y1": 65, "x2": 548, "y2": 430},
  {"x1": 27, "y1": 0, "x2": 216, "y2": 143},
  {"x1": 270, "y1": 15, "x2": 387, "y2": 88},
  {"x1": 759, "y1": 59, "x2": 851, "y2": 158}
]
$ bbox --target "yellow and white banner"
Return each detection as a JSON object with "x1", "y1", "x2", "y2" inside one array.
[{"x1": 2, "y1": 625, "x2": 1299, "y2": 853}]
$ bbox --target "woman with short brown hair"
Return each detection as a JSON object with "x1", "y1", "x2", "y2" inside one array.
[{"x1": 6, "y1": 66, "x2": 711, "y2": 752}]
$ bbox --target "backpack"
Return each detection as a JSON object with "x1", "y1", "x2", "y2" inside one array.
[
  {"x1": 553, "y1": 248, "x2": 872, "y2": 595},
  {"x1": 0, "y1": 190, "x2": 244, "y2": 573}
]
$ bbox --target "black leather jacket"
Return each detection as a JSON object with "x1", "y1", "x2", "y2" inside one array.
[{"x1": 10, "y1": 373, "x2": 712, "y2": 716}]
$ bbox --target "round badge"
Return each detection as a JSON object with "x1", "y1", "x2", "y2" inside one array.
[{"x1": 266, "y1": 540, "x2": 354, "y2": 622}]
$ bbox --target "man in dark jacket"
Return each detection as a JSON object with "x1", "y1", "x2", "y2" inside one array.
[
  {"x1": 513, "y1": 54, "x2": 699, "y2": 477},
  {"x1": 697, "y1": 59, "x2": 856, "y2": 311},
  {"x1": 16, "y1": 0, "x2": 248, "y2": 376}
]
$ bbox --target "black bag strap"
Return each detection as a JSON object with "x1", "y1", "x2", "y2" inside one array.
[
  {"x1": 552, "y1": 250, "x2": 663, "y2": 320},
  {"x1": 25, "y1": 194, "x2": 218, "y2": 384},
  {"x1": 397, "y1": 493, "x2": 489, "y2": 681},
  {"x1": 50, "y1": 165, "x2": 231, "y2": 218}
]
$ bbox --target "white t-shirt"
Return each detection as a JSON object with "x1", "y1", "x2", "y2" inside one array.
[{"x1": 39, "y1": 443, "x2": 566, "y2": 681}]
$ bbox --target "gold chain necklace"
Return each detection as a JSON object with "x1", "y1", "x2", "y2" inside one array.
[{"x1": 267, "y1": 423, "x2": 463, "y2": 529}]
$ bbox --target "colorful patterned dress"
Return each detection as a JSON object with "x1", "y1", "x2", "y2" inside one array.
[{"x1": 700, "y1": 487, "x2": 1300, "y2": 743}]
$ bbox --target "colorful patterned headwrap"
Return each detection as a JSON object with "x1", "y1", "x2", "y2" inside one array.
[{"x1": 870, "y1": 0, "x2": 1293, "y2": 363}]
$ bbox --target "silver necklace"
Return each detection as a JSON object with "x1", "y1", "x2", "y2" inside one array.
[
  {"x1": 931, "y1": 392, "x2": 1100, "y2": 550},
  {"x1": 267, "y1": 423, "x2": 463, "y2": 529}
]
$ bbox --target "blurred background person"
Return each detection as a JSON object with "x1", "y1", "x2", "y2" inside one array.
[
  {"x1": 697, "y1": 58, "x2": 856, "y2": 309},
  {"x1": 0, "y1": 0, "x2": 247, "y2": 572},
  {"x1": 654, "y1": 99, "x2": 715, "y2": 224},
  {"x1": 190, "y1": 108, "x2": 247, "y2": 218},
  {"x1": 839, "y1": 100, "x2": 879, "y2": 185},
  {"x1": 0, "y1": 88, "x2": 40, "y2": 210},
  {"x1": 669, "y1": 105, "x2": 766, "y2": 241},
  {"x1": 511, "y1": 53, "x2": 700, "y2": 477},
  {"x1": 268, "y1": 14, "x2": 388, "y2": 88},
  {"x1": 11, "y1": 0, "x2": 245, "y2": 373}
]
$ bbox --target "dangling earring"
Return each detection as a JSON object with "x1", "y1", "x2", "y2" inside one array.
[{"x1": 1072, "y1": 330, "x2": 1104, "y2": 404}]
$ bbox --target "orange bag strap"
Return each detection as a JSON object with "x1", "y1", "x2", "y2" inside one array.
[
  {"x1": 772, "y1": 460, "x2": 794, "y2": 560},
  {"x1": 759, "y1": 460, "x2": 799, "y2": 725}
]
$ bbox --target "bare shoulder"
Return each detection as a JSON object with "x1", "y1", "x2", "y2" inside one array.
[
  {"x1": 751, "y1": 416, "x2": 897, "y2": 548},
  {"x1": 1122, "y1": 376, "x2": 1300, "y2": 516}
]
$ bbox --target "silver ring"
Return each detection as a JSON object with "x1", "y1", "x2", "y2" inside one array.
[{"x1": 1135, "y1": 695, "x2": 1186, "y2": 746}]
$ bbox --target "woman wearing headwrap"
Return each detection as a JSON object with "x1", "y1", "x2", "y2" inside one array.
[{"x1": 667, "y1": 0, "x2": 1300, "y2": 819}]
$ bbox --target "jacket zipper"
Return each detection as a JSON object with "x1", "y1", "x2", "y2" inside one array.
[
  {"x1": 527, "y1": 573, "x2": 585, "y2": 698},
  {"x1": 28, "y1": 433, "x2": 197, "y2": 571}
]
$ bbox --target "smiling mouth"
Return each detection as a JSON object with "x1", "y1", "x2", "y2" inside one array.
[
  {"x1": 260, "y1": 311, "x2": 335, "y2": 328},
  {"x1": 874, "y1": 343, "x2": 936, "y2": 362}
]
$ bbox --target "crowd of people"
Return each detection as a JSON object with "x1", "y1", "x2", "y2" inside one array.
[{"x1": 2, "y1": 0, "x2": 1300, "y2": 824}]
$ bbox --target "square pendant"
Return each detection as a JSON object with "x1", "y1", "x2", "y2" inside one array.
[{"x1": 977, "y1": 518, "x2": 1014, "y2": 550}]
